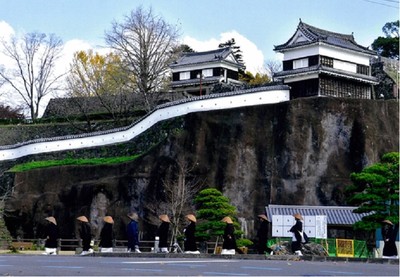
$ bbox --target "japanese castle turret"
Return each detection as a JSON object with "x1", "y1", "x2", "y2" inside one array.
[
  {"x1": 274, "y1": 20, "x2": 378, "y2": 99},
  {"x1": 170, "y1": 47, "x2": 245, "y2": 96}
]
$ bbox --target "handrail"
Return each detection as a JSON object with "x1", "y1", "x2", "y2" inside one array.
[
  {"x1": 5, "y1": 238, "x2": 222, "y2": 253},
  {"x1": 0, "y1": 85, "x2": 290, "y2": 161}
]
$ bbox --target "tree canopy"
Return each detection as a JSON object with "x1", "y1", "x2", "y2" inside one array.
[
  {"x1": 0, "y1": 104, "x2": 24, "y2": 119},
  {"x1": 194, "y1": 188, "x2": 239, "y2": 241},
  {"x1": 345, "y1": 152, "x2": 399, "y2": 231},
  {"x1": 105, "y1": 6, "x2": 180, "y2": 111},
  {"x1": 372, "y1": 20, "x2": 399, "y2": 60},
  {"x1": 219, "y1": 38, "x2": 244, "y2": 64}
]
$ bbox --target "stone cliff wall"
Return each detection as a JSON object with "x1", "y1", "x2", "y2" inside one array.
[{"x1": 2, "y1": 97, "x2": 399, "y2": 241}]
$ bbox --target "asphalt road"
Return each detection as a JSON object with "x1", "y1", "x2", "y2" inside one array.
[{"x1": 0, "y1": 254, "x2": 398, "y2": 276}]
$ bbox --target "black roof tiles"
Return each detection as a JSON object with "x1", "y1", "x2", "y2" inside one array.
[
  {"x1": 266, "y1": 204, "x2": 372, "y2": 226},
  {"x1": 170, "y1": 47, "x2": 244, "y2": 68},
  {"x1": 274, "y1": 21, "x2": 376, "y2": 55}
]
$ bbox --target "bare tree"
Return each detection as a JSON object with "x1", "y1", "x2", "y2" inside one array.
[
  {"x1": 105, "y1": 6, "x2": 180, "y2": 112},
  {"x1": 0, "y1": 32, "x2": 64, "y2": 122},
  {"x1": 264, "y1": 59, "x2": 282, "y2": 82},
  {"x1": 146, "y1": 156, "x2": 203, "y2": 247}
]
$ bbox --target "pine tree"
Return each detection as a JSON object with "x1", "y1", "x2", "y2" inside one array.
[
  {"x1": 194, "y1": 188, "x2": 239, "y2": 241},
  {"x1": 345, "y1": 152, "x2": 399, "y2": 231}
]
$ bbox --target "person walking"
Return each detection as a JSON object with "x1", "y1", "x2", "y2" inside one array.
[
  {"x1": 157, "y1": 214, "x2": 170, "y2": 253},
  {"x1": 42, "y1": 216, "x2": 58, "y2": 255},
  {"x1": 256, "y1": 214, "x2": 271, "y2": 254},
  {"x1": 184, "y1": 214, "x2": 200, "y2": 254},
  {"x1": 221, "y1": 216, "x2": 236, "y2": 255},
  {"x1": 382, "y1": 219, "x2": 399, "y2": 259},
  {"x1": 289, "y1": 213, "x2": 304, "y2": 256},
  {"x1": 99, "y1": 216, "x2": 114, "y2": 253},
  {"x1": 77, "y1": 216, "x2": 93, "y2": 255},
  {"x1": 127, "y1": 212, "x2": 141, "y2": 253}
]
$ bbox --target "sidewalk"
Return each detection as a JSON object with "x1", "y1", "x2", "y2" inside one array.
[{"x1": 0, "y1": 249, "x2": 398, "y2": 264}]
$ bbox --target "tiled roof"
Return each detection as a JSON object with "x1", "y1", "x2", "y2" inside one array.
[
  {"x1": 266, "y1": 204, "x2": 371, "y2": 226},
  {"x1": 170, "y1": 47, "x2": 244, "y2": 68},
  {"x1": 273, "y1": 65, "x2": 379, "y2": 84},
  {"x1": 274, "y1": 21, "x2": 376, "y2": 55}
]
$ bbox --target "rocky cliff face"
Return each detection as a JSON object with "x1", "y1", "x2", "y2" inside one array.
[{"x1": 2, "y1": 97, "x2": 399, "y2": 240}]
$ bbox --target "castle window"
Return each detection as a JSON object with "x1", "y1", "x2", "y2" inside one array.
[
  {"x1": 202, "y1": 69, "x2": 213, "y2": 77},
  {"x1": 293, "y1": 58, "x2": 308, "y2": 69},
  {"x1": 320, "y1": 56, "x2": 333, "y2": 67},
  {"x1": 333, "y1": 60, "x2": 357, "y2": 73},
  {"x1": 357, "y1": 64, "x2": 369, "y2": 75},
  {"x1": 179, "y1": 71, "x2": 190, "y2": 80}
]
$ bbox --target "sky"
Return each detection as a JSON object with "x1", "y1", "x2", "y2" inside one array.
[{"x1": 0, "y1": 0, "x2": 398, "y2": 115}]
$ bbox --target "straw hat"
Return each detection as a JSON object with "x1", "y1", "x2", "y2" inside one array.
[
  {"x1": 382, "y1": 219, "x2": 393, "y2": 225},
  {"x1": 159, "y1": 214, "x2": 170, "y2": 223},
  {"x1": 186, "y1": 214, "x2": 197, "y2": 222},
  {"x1": 77, "y1": 216, "x2": 89, "y2": 223},
  {"x1": 221, "y1": 216, "x2": 233, "y2": 224},
  {"x1": 45, "y1": 216, "x2": 57, "y2": 225},
  {"x1": 127, "y1": 212, "x2": 139, "y2": 221},
  {"x1": 293, "y1": 213, "x2": 303, "y2": 220},
  {"x1": 103, "y1": 216, "x2": 114, "y2": 224},
  {"x1": 258, "y1": 214, "x2": 269, "y2": 222}
]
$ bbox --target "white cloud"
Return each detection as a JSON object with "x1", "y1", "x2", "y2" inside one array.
[
  {"x1": 0, "y1": 21, "x2": 14, "y2": 40},
  {"x1": 0, "y1": 21, "x2": 106, "y2": 117},
  {"x1": 183, "y1": 30, "x2": 264, "y2": 74}
]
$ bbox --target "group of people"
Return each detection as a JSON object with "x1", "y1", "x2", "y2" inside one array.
[
  {"x1": 156, "y1": 214, "x2": 200, "y2": 254},
  {"x1": 41, "y1": 212, "x2": 142, "y2": 255},
  {"x1": 41, "y1": 212, "x2": 398, "y2": 258}
]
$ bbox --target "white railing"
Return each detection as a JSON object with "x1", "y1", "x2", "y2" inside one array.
[{"x1": 0, "y1": 85, "x2": 290, "y2": 161}]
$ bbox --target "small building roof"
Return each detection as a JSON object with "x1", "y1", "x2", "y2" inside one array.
[
  {"x1": 170, "y1": 47, "x2": 245, "y2": 69},
  {"x1": 274, "y1": 20, "x2": 376, "y2": 56},
  {"x1": 266, "y1": 204, "x2": 371, "y2": 226}
]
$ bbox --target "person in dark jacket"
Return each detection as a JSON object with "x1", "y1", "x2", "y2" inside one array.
[
  {"x1": 157, "y1": 214, "x2": 170, "y2": 253},
  {"x1": 221, "y1": 216, "x2": 237, "y2": 255},
  {"x1": 127, "y1": 212, "x2": 141, "y2": 253},
  {"x1": 99, "y1": 216, "x2": 114, "y2": 253},
  {"x1": 43, "y1": 216, "x2": 58, "y2": 255},
  {"x1": 256, "y1": 214, "x2": 271, "y2": 254},
  {"x1": 382, "y1": 219, "x2": 399, "y2": 259},
  {"x1": 77, "y1": 216, "x2": 93, "y2": 255},
  {"x1": 184, "y1": 214, "x2": 199, "y2": 254},
  {"x1": 289, "y1": 213, "x2": 304, "y2": 256}
]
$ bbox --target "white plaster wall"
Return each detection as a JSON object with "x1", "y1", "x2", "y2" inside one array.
[
  {"x1": 0, "y1": 87, "x2": 289, "y2": 161},
  {"x1": 283, "y1": 44, "x2": 372, "y2": 66}
]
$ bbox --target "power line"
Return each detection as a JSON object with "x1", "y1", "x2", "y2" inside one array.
[
  {"x1": 362, "y1": 0, "x2": 400, "y2": 9},
  {"x1": 379, "y1": 0, "x2": 399, "y2": 3}
]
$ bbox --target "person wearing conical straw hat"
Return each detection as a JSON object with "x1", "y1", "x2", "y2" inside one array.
[
  {"x1": 127, "y1": 212, "x2": 141, "y2": 253},
  {"x1": 183, "y1": 214, "x2": 200, "y2": 254},
  {"x1": 221, "y1": 216, "x2": 237, "y2": 255},
  {"x1": 42, "y1": 216, "x2": 59, "y2": 255},
  {"x1": 256, "y1": 214, "x2": 271, "y2": 254},
  {"x1": 289, "y1": 213, "x2": 304, "y2": 256},
  {"x1": 157, "y1": 214, "x2": 170, "y2": 253},
  {"x1": 76, "y1": 216, "x2": 93, "y2": 255},
  {"x1": 381, "y1": 219, "x2": 398, "y2": 259},
  {"x1": 99, "y1": 216, "x2": 114, "y2": 253}
]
